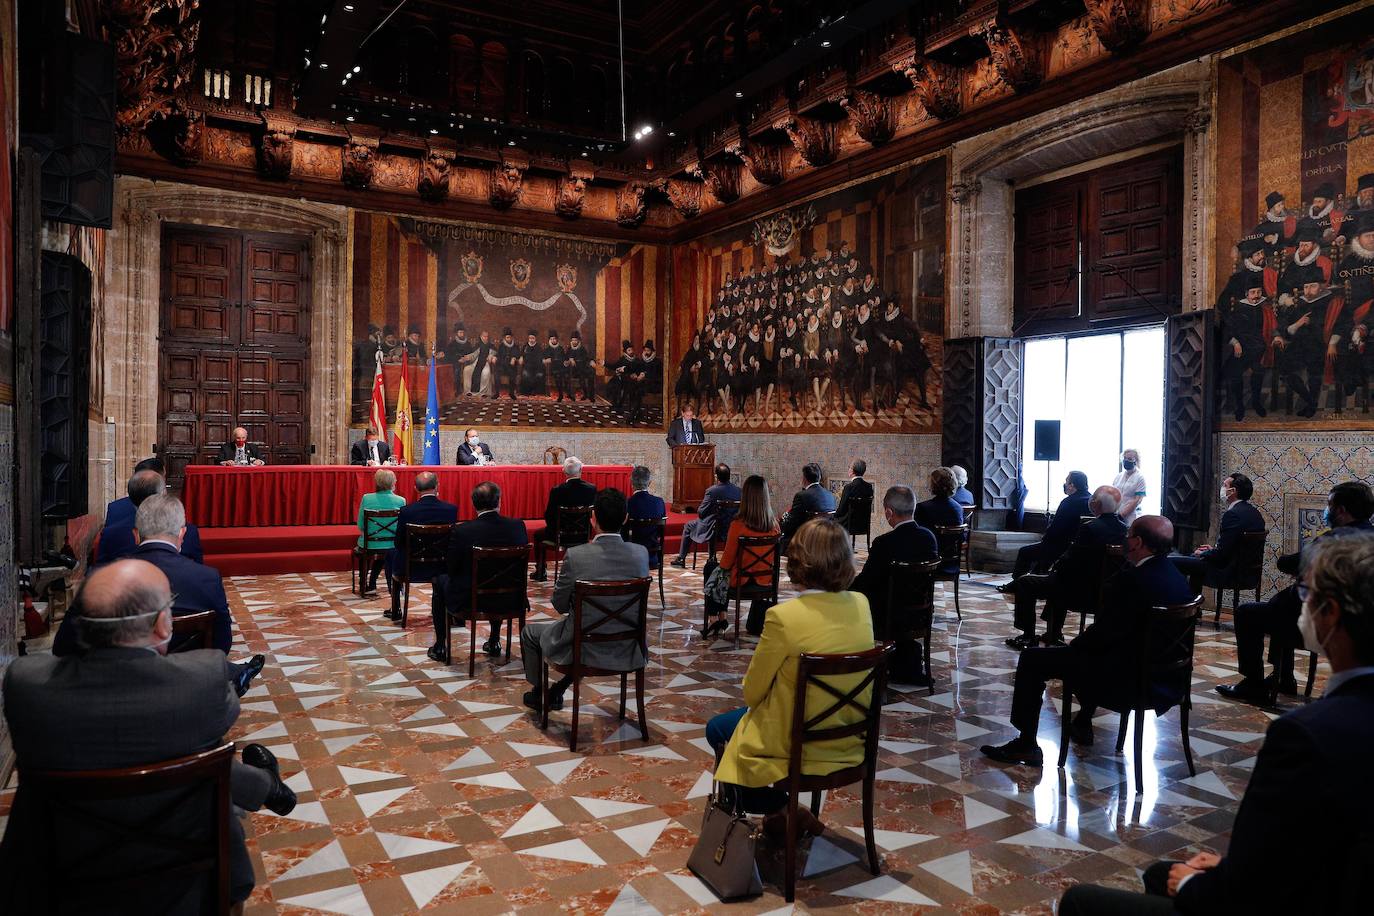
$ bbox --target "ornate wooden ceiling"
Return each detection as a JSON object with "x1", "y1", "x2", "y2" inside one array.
[{"x1": 102, "y1": 0, "x2": 1313, "y2": 239}]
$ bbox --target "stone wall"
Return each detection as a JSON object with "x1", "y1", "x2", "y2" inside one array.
[{"x1": 0, "y1": 404, "x2": 15, "y2": 776}]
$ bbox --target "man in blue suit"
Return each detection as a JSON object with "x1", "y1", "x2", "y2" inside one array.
[
  {"x1": 98, "y1": 469, "x2": 204, "y2": 564},
  {"x1": 981, "y1": 515, "x2": 1196, "y2": 767},
  {"x1": 1170, "y1": 471, "x2": 1265, "y2": 593},
  {"x1": 1058, "y1": 533, "x2": 1374, "y2": 915},
  {"x1": 1008, "y1": 470, "x2": 1091, "y2": 580},
  {"x1": 779, "y1": 462, "x2": 836, "y2": 553},
  {"x1": 669, "y1": 463, "x2": 740, "y2": 567},
  {"x1": 102, "y1": 456, "x2": 163, "y2": 530},
  {"x1": 624, "y1": 465, "x2": 667, "y2": 568},
  {"x1": 387, "y1": 471, "x2": 459, "y2": 620}
]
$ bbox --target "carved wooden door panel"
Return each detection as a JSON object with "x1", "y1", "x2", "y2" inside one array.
[
  {"x1": 1087, "y1": 152, "x2": 1181, "y2": 322},
  {"x1": 1015, "y1": 182, "x2": 1083, "y2": 325}
]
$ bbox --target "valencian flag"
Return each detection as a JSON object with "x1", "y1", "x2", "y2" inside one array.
[
  {"x1": 422, "y1": 353, "x2": 441, "y2": 465},
  {"x1": 392, "y1": 352, "x2": 414, "y2": 465},
  {"x1": 367, "y1": 348, "x2": 387, "y2": 440}
]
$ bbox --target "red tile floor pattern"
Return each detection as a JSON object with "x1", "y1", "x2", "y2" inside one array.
[{"x1": 0, "y1": 558, "x2": 1321, "y2": 914}]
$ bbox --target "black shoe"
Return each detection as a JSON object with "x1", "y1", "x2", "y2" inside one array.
[
  {"x1": 483, "y1": 637, "x2": 501, "y2": 658},
  {"x1": 979, "y1": 739, "x2": 1043, "y2": 767},
  {"x1": 1263, "y1": 673, "x2": 1299, "y2": 696},
  {"x1": 1234, "y1": 408, "x2": 1245, "y2": 422},
  {"x1": 1216, "y1": 681, "x2": 1269, "y2": 706},
  {"x1": 530, "y1": 570, "x2": 548, "y2": 583},
  {"x1": 234, "y1": 654, "x2": 266, "y2": 698},
  {"x1": 242, "y1": 744, "x2": 297, "y2": 815},
  {"x1": 669, "y1": 557, "x2": 687, "y2": 568},
  {"x1": 1040, "y1": 633, "x2": 1067, "y2": 648},
  {"x1": 383, "y1": 606, "x2": 398, "y2": 620},
  {"x1": 996, "y1": 581, "x2": 1015, "y2": 594},
  {"x1": 1298, "y1": 404, "x2": 1318, "y2": 418},
  {"x1": 1069, "y1": 716, "x2": 1094, "y2": 745},
  {"x1": 523, "y1": 689, "x2": 564, "y2": 712},
  {"x1": 1005, "y1": 634, "x2": 1038, "y2": 651},
  {"x1": 427, "y1": 644, "x2": 446, "y2": 663},
  {"x1": 1254, "y1": 404, "x2": 1267, "y2": 418}
]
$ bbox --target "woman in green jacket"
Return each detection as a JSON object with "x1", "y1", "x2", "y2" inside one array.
[{"x1": 357, "y1": 468, "x2": 406, "y2": 595}]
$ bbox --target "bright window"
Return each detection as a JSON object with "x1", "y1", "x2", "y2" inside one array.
[{"x1": 1021, "y1": 327, "x2": 1165, "y2": 514}]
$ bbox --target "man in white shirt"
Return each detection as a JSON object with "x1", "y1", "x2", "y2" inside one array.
[
  {"x1": 1111, "y1": 448, "x2": 1147, "y2": 524},
  {"x1": 350, "y1": 428, "x2": 393, "y2": 466},
  {"x1": 457, "y1": 428, "x2": 494, "y2": 466}
]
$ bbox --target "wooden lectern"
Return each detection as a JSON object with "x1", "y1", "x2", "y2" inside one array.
[{"x1": 671, "y1": 443, "x2": 715, "y2": 513}]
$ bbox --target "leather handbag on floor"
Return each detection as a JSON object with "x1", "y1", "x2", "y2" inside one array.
[{"x1": 687, "y1": 792, "x2": 762, "y2": 900}]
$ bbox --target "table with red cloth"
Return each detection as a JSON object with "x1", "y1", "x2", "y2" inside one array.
[{"x1": 182, "y1": 464, "x2": 633, "y2": 527}]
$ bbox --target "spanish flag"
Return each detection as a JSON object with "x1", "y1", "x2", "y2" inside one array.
[{"x1": 392, "y1": 352, "x2": 414, "y2": 464}]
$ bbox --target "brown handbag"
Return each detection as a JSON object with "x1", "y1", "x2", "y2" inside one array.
[{"x1": 687, "y1": 793, "x2": 763, "y2": 900}]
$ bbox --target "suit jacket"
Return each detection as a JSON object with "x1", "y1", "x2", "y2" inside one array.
[
  {"x1": 349, "y1": 438, "x2": 393, "y2": 465},
  {"x1": 440, "y1": 511, "x2": 529, "y2": 615},
  {"x1": 952, "y1": 485, "x2": 975, "y2": 507},
  {"x1": 1041, "y1": 490, "x2": 1093, "y2": 564},
  {"x1": 915, "y1": 496, "x2": 966, "y2": 574},
  {"x1": 542, "y1": 477, "x2": 598, "y2": 528},
  {"x1": 0, "y1": 647, "x2": 268, "y2": 913},
  {"x1": 545, "y1": 534, "x2": 651, "y2": 670},
  {"x1": 214, "y1": 441, "x2": 265, "y2": 464},
  {"x1": 57, "y1": 541, "x2": 230, "y2": 656},
  {"x1": 691, "y1": 481, "x2": 742, "y2": 543},
  {"x1": 456, "y1": 441, "x2": 494, "y2": 465},
  {"x1": 97, "y1": 521, "x2": 204, "y2": 565},
  {"x1": 1174, "y1": 672, "x2": 1374, "y2": 916},
  {"x1": 851, "y1": 520, "x2": 939, "y2": 634},
  {"x1": 780, "y1": 483, "x2": 838, "y2": 542},
  {"x1": 392, "y1": 495, "x2": 459, "y2": 579},
  {"x1": 104, "y1": 496, "x2": 135, "y2": 529},
  {"x1": 624, "y1": 491, "x2": 667, "y2": 564},
  {"x1": 1048, "y1": 512, "x2": 1129, "y2": 608},
  {"x1": 1196, "y1": 500, "x2": 1265, "y2": 585},
  {"x1": 666, "y1": 416, "x2": 706, "y2": 446},
  {"x1": 834, "y1": 478, "x2": 874, "y2": 531},
  {"x1": 1276, "y1": 518, "x2": 1374, "y2": 577}
]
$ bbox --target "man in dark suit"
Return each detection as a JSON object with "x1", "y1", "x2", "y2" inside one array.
[
  {"x1": 981, "y1": 515, "x2": 1196, "y2": 767},
  {"x1": 97, "y1": 469, "x2": 205, "y2": 565},
  {"x1": 428, "y1": 482, "x2": 528, "y2": 663},
  {"x1": 456, "y1": 427, "x2": 495, "y2": 465},
  {"x1": 103, "y1": 456, "x2": 163, "y2": 530},
  {"x1": 1002, "y1": 486, "x2": 1128, "y2": 650},
  {"x1": 215, "y1": 427, "x2": 266, "y2": 466},
  {"x1": 851, "y1": 485, "x2": 940, "y2": 684},
  {"x1": 1217, "y1": 480, "x2": 1374, "y2": 704},
  {"x1": 521, "y1": 488, "x2": 651, "y2": 711},
  {"x1": 530, "y1": 456, "x2": 598, "y2": 581},
  {"x1": 779, "y1": 462, "x2": 836, "y2": 554},
  {"x1": 0, "y1": 560, "x2": 295, "y2": 912},
  {"x1": 1170, "y1": 471, "x2": 1265, "y2": 593},
  {"x1": 1007, "y1": 470, "x2": 1091, "y2": 580},
  {"x1": 624, "y1": 465, "x2": 667, "y2": 568},
  {"x1": 386, "y1": 471, "x2": 459, "y2": 619},
  {"x1": 1058, "y1": 533, "x2": 1374, "y2": 916},
  {"x1": 833, "y1": 459, "x2": 875, "y2": 533},
  {"x1": 349, "y1": 428, "x2": 393, "y2": 466},
  {"x1": 665, "y1": 404, "x2": 706, "y2": 446},
  {"x1": 670, "y1": 463, "x2": 740, "y2": 566}
]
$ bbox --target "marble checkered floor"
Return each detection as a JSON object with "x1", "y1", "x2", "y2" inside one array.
[{"x1": 4, "y1": 561, "x2": 1324, "y2": 914}]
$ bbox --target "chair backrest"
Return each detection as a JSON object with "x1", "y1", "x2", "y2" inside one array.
[
  {"x1": 623, "y1": 516, "x2": 667, "y2": 563},
  {"x1": 733, "y1": 534, "x2": 780, "y2": 593},
  {"x1": 882, "y1": 558, "x2": 941, "y2": 641},
  {"x1": 1079, "y1": 515, "x2": 1096, "y2": 529},
  {"x1": 712, "y1": 499, "x2": 741, "y2": 541},
  {"x1": 171, "y1": 610, "x2": 217, "y2": 653},
  {"x1": 785, "y1": 645, "x2": 893, "y2": 786},
  {"x1": 470, "y1": 544, "x2": 532, "y2": 611},
  {"x1": 570, "y1": 577, "x2": 652, "y2": 669},
  {"x1": 555, "y1": 505, "x2": 594, "y2": 549},
  {"x1": 1230, "y1": 529, "x2": 1268, "y2": 589},
  {"x1": 19, "y1": 742, "x2": 235, "y2": 914},
  {"x1": 543, "y1": 446, "x2": 567, "y2": 465},
  {"x1": 846, "y1": 494, "x2": 873, "y2": 535},
  {"x1": 961, "y1": 506, "x2": 977, "y2": 530},
  {"x1": 404, "y1": 523, "x2": 453, "y2": 569},
  {"x1": 361, "y1": 507, "x2": 401, "y2": 545},
  {"x1": 933, "y1": 524, "x2": 968, "y2": 565},
  {"x1": 1133, "y1": 596, "x2": 1205, "y2": 702}
]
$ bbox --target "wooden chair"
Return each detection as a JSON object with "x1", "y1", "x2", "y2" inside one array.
[
  {"x1": 623, "y1": 515, "x2": 668, "y2": 607},
  {"x1": 689, "y1": 498, "x2": 739, "y2": 569},
  {"x1": 171, "y1": 610, "x2": 217, "y2": 653},
  {"x1": 932, "y1": 524, "x2": 969, "y2": 619},
  {"x1": 352, "y1": 507, "x2": 400, "y2": 596},
  {"x1": 1070, "y1": 544, "x2": 1127, "y2": 634},
  {"x1": 539, "y1": 505, "x2": 594, "y2": 582},
  {"x1": 541, "y1": 577, "x2": 652, "y2": 751},
  {"x1": 444, "y1": 544, "x2": 532, "y2": 677},
  {"x1": 729, "y1": 534, "x2": 781, "y2": 641},
  {"x1": 1212, "y1": 529, "x2": 1268, "y2": 626},
  {"x1": 1059, "y1": 596, "x2": 1204, "y2": 793},
  {"x1": 772, "y1": 645, "x2": 892, "y2": 902},
  {"x1": 398, "y1": 522, "x2": 454, "y2": 628},
  {"x1": 882, "y1": 558, "x2": 941, "y2": 695},
  {"x1": 19, "y1": 743, "x2": 235, "y2": 915},
  {"x1": 842, "y1": 493, "x2": 873, "y2": 549},
  {"x1": 960, "y1": 508, "x2": 977, "y2": 578},
  {"x1": 543, "y1": 446, "x2": 567, "y2": 465}
]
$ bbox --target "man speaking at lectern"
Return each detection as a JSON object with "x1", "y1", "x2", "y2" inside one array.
[{"x1": 666, "y1": 405, "x2": 706, "y2": 447}]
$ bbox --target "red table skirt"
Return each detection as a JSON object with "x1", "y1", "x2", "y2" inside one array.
[{"x1": 182, "y1": 464, "x2": 633, "y2": 527}]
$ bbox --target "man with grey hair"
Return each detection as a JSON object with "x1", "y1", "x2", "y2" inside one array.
[
  {"x1": 386, "y1": 470, "x2": 458, "y2": 620},
  {"x1": 0, "y1": 560, "x2": 296, "y2": 911},
  {"x1": 531, "y1": 456, "x2": 597, "y2": 581},
  {"x1": 215, "y1": 426, "x2": 266, "y2": 466},
  {"x1": 624, "y1": 465, "x2": 667, "y2": 569},
  {"x1": 97, "y1": 468, "x2": 205, "y2": 564}
]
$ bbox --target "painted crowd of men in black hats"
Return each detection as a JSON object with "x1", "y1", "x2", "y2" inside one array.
[
  {"x1": 1219, "y1": 174, "x2": 1374, "y2": 420},
  {"x1": 672, "y1": 241, "x2": 933, "y2": 418}
]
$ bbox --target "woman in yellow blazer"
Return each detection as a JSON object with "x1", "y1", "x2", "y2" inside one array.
[
  {"x1": 357, "y1": 467, "x2": 406, "y2": 595},
  {"x1": 707, "y1": 516, "x2": 874, "y2": 837}
]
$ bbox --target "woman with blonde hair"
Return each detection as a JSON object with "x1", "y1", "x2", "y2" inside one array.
[
  {"x1": 356, "y1": 467, "x2": 406, "y2": 596},
  {"x1": 702, "y1": 474, "x2": 778, "y2": 639}
]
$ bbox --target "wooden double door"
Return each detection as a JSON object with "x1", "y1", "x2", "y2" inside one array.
[{"x1": 158, "y1": 224, "x2": 311, "y2": 488}]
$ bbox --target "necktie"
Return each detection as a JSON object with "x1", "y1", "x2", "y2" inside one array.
[
  {"x1": 687, "y1": 425, "x2": 694, "y2": 444},
  {"x1": 370, "y1": 443, "x2": 377, "y2": 463},
  {"x1": 237, "y1": 447, "x2": 246, "y2": 464}
]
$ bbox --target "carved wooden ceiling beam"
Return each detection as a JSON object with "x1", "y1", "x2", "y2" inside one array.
[
  {"x1": 417, "y1": 143, "x2": 456, "y2": 203},
  {"x1": 975, "y1": 18, "x2": 1044, "y2": 94},
  {"x1": 257, "y1": 115, "x2": 298, "y2": 181},
  {"x1": 615, "y1": 181, "x2": 649, "y2": 227},
  {"x1": 663, "y1": 177, "x2": 704, "y2": 219},
  {"x1": 893, "y1": 53, "x2": 963, "y2": 121},
  {"x1": 1083, "y1": 0, "x2": 1151, "y2": 54},
  {"x1": 554, "y1": 161, "x2": 596, "y2": 219},
  {"x1": 777, "y1": 115, "x2": 839, "y2": 169},
  {"x1": 103, "y1": 0, "x2": 202, "y2": 138},
  {"x1": 690, "y1": 158, "x2": 743, "y2": 204},
  {"x1": 841, "y1": 90, "x2": 896, "y2": 147},
  {"x1": 342, "y1": 136, "x2": 379, "y2": 191},
  {"x1": 727, "y1": 140, "x2": 786, "y2": 186},
  {"x1": 488, "y1": 151, "x2": 529, "y2": 210}
]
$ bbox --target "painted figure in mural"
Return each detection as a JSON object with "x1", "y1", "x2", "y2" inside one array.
[
  {"x1": 543, "y1": 330, "x2": 568, "y2": 402},
  {"x1": 1220, "y1": 247, "x2": 1278, "y2": 423},
  {"x1": 496, "y1": 328, "x2": 521, "y2": 400},
  {"x1": 1269, "y1": 264, "x2": 1325, "y2": 419},
  {"x1": 563, "y1": 331, "x2": 596, "y2": 401},
  {"x1": 1332, "y1": 209, "x2": 1374, "y2": 409},
  {"x1": 625, "y1": 341, "x2": 661, "y2": 425},
  {"x1": 1336, "y1": 173, "x2": 1374, "y2": 244},
  {"x1": 518, "y1": 329, "x2": 546, "y2": 396},
  {"x1": 674, "y1": 332, "x2": 703, "y2": 415},
  {"x1": 402, "y1": 326, "x2": 427, "y2": 360},
  {"x1": 606, "y1": 340, "x2": 638, "y2": 412}
]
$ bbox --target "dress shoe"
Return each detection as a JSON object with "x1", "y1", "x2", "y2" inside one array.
[
  {"x1": 1069, "y1": 715, "x2": 1094, "y2": 745},
  {"x1": 669, "y1": 557, "x2": 687, "y2": 568},
  {"x1": 1215, "y1": 681, "x2": 1269, "y2": 706},
  {"x1": 979, "y1": 739, "x2": 1044, "y2": 767},
  {"x1": 241, "y1": 744, "x2": 297, "y2": 816},
  {"x1": 383, "y1": 607, "x2": 398, "y2": 620},
  {"x1": 426, "y1": 644, "x2": 446, "y2": 663},
  {"x1": 483, "y1": 637, "x2": 501, "y2": 658},
  {"x1": 530, "y1": 570, "x2": 548, "y2": 583},
  {"x1": 233, "y1": 654, "x2": 266, "y2": 698},
  {"x1": 1263, "y1": 672, "x2": 1299, "y2": 696},
  {"x1": 1040, "y1": 633, "x2": 1067, "y2": 648},
  {"x1": 522, "y1": 689, "x2": 563, "y2": 712},
  {"x1": 1005, "y1": 634, "x2": 1038, "y2": 651},
  {"x1": 996, "y1": 581, "x2": 1015, "y2": 594}
]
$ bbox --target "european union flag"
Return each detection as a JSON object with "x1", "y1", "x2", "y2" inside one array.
[{"x1": 422, "y1": 355, "x2": 441, "y2": 466}]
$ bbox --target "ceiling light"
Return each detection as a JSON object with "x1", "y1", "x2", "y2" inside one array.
[
  {"x1": 319, "y1": 62, "x2": 329, "y2": 69},
  {"x1": 346, "y1": 115, "x2": 355, "y2": 121},
  {"x1": 735, "y1": 90, "x2": 744, "y2": 98},
  {"x1": 429, "y1": 128, "x2": 438, "y2": 134},
  {"x1": 667, "y1": 131, "x2": 676, "y2": 137},
  {"x1": 507, "y1": 140, "x2": 516, "y2": 146},
  {"x1": 343, "y1": 3, "x2": 355, "y2": 9},
  {"x1": 820, "y1": 40, "x2": 831, "y2": 48},
  {"x1": 352, "y1": 65, "x2": 361, "y2": 73},
  {"x1": 636, "y1": 124, "x2": 653, "y2": 136},
  {"x1": 581, "y1": 151, "x2": 588, "y2": 157}
]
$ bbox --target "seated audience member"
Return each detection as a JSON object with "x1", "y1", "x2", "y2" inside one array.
[
  {"x1": 1002, "y1": 486, "x2": 1127, "y2": 650},
  {"x1": 670, "y1": 463, "x2": 740, "y2": 567},
  {"x1": 530, "y1": 456, "x2": 598, "y2": 582},
  {"x1": 520, "y1": 488, "x2": 650, "y2": 711},
  {"x1": 833, "y1": 460, "x2": 874, "y2": 533},
  {"x1": 98, "y1": 469, "x2": 204, "y2": 564},
  {"x1": 703, "y1": 474, "x2": 780, "y2": 639},
  {"x1": 1058, "y1": 533, "x2": 1374, "y2": 916},
  {"x1": 216, "y1": 427, "x2": 266, "y2": 466},
  {"x1": 851, "y1": 485, "x2": 939, "y2": 685},
  {"x1": 624, "y1": 465, "x2": 667, "y2": 568},
  {"x1": 779, "y1": 462, "x2": 836, "y2": 553},
  {"x1": 980, "y1": 515, "x2": 1195, "y2": 767},
  {"x1": 456, "y1": 428, "x2": 494, "y2": 465},
  {"x1": 356, "y1": 468, "x2": 406, "y2": 596},
  {"x1": 0, "y1": 561, "x2": 296, "y2": 912},
  {"x1": 915, "y1": 467, "x2": 966, "y2": 574},
  {"x1": 349, "y1": 428, "x2": 393, "y2": 466},
  {"x1": 950, "y1": 465, "x2": 975, "y2": 507},
  {"x1": 429, "y1": 482, "x2": 528, "y2": 663},
  {"x1": 104, "y1": 456, "x2": 164, "y2": 529},
  {"x1": 386, "y1": 471, "x2": 459, "y2": 620},
  {"x1": 1005, "y1": 470, "x2": 1091, "y2": 581},
  {"x1": 1170, "y1": 471, "x2": 1265, "y2": 593},
  {"x1": 1216, "y1": 480, "x2": 1374, "y2": 705},
  {"x1": 707, "y1": 518, "x2": 873, "y2": 838}
]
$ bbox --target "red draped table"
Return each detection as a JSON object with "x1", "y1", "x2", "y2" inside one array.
[{"x1": 182, "y1": 464, "x2": 633, "y2": 527}]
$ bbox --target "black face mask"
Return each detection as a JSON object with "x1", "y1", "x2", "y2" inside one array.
[
  {"x1": 1062, "y1": 483, "x2": 1072, "y2": 495},
  {"x1": 1122, "y1": 460, "x2": 1136, "y2": 471}
]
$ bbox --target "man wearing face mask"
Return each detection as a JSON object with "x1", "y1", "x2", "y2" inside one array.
[
  {"x1": 1058, "y1": 532, "x2": 1374, "y2": 916},
  {"x1": 1170, "y1": 472, "x2": 1265, "y2": 595},
  {"x1": 456, "y1": 428, "x2": 494, "y2": 466},
  {"x1": 1111, "y1": 449, "x2": 1146, "y2": 523},
  {"x1": 1218, "y1": 480, "x2": 1374, "y2": 706}
]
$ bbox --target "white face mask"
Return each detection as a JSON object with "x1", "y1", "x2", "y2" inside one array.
[
  {"x1": 1220, "y1": 486, "x2": 1231, "y2": 501},
  {"x1": 1297, "y1": 596, "x2": 1329, "y2": 656},
  {"x1": 468, "y1": 437, "x2": 480, "y2": 446}
]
